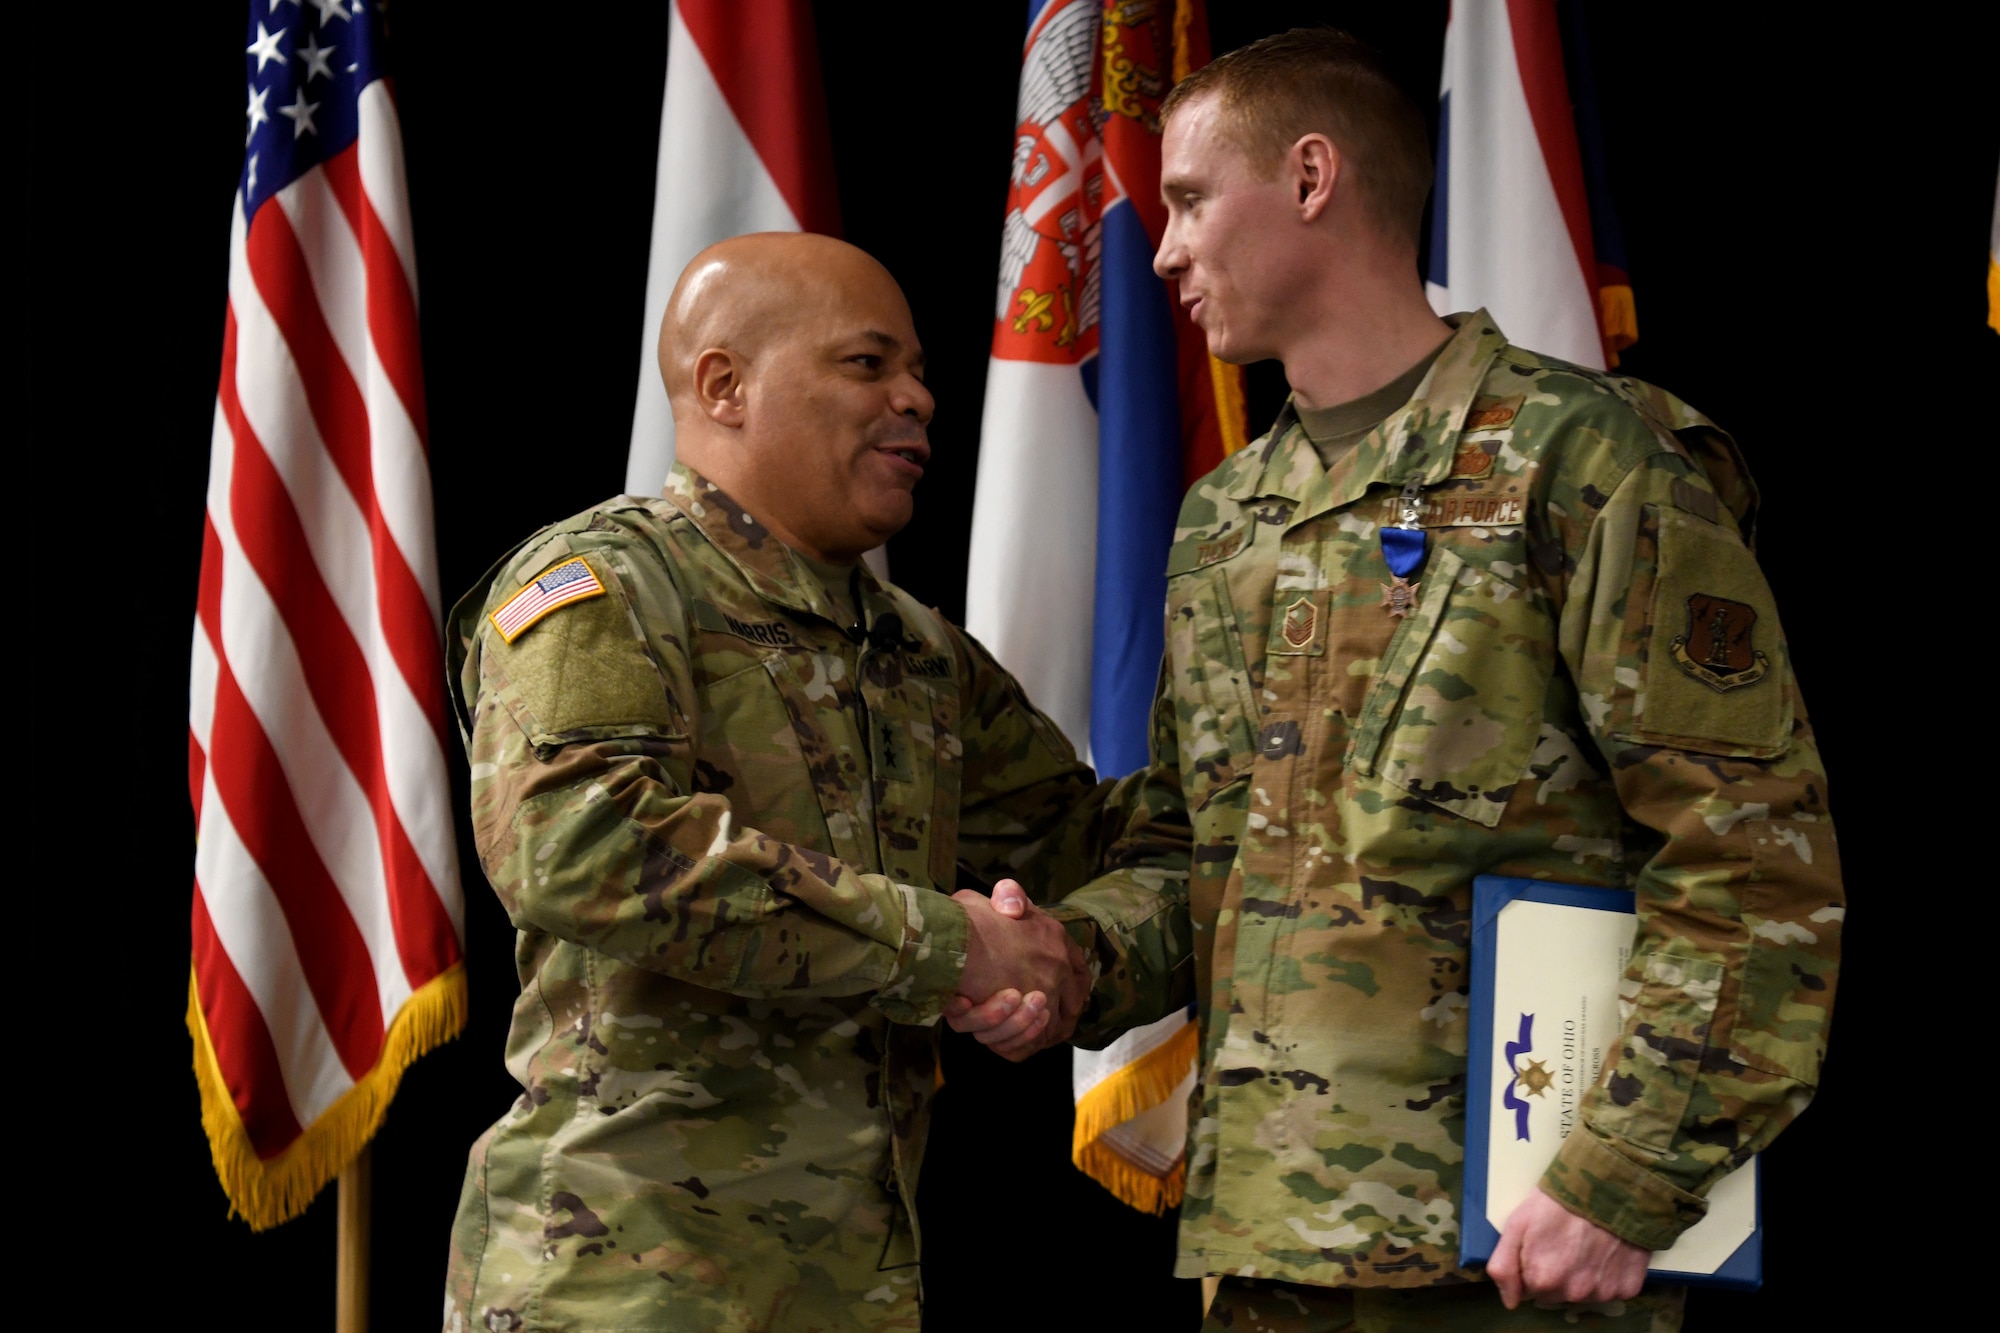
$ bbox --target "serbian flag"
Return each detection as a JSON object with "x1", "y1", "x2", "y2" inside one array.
[
  {"x1": 966, "y1": 0, "x2": 1242, "y2": 1213},
  {"x1": 1425, "y1": 0, "x2": 1637, "y2": 368},
  {"x1": 624, "y1": 0, "x2": 840, "y2": 496},
  {"x1": 191, "y1": 0, "x2": 464, "y2": 1228}
]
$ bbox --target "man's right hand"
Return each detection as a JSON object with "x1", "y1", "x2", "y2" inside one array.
[{"x1": 946, "y1": 880, "x2": 1089, "y2": 1061}]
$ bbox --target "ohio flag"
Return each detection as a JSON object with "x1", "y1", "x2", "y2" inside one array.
[{"x1": 966, "y1": 0, "x2": 1242, "y2": 1214}]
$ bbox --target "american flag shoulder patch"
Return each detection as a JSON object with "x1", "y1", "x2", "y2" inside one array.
[{"x1": 491, "y1": 557, "x2": 608, "y2": 643}]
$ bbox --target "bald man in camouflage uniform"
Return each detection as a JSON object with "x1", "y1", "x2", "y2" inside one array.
[
  {"x1": 961, "y1": 31, "x2": 1843, "y2": 1331},
  {"x1": 441, "y1": 235, "x2": 1111, "y2": 1332}
]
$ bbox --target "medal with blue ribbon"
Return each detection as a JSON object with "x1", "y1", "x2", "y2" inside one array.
[{"x1": 1380, "y1": 478, "x2": 1427, "y2": 618}]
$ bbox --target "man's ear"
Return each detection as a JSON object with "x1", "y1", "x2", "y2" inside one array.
[
  {"x1": 1293, "y1": 133, "x2": 1340, "y2": 222},
  {"x1": 693, "y1": 348, "x2": 748, "y2": 427}
]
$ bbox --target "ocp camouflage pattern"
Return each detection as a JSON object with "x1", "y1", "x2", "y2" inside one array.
[
  {"x1": 440, "y1": 464, "x2": 1116, "y2": 1331},
  {"x1": 1060, "y1": 311, "x2": 1842, "y2": 1289}
]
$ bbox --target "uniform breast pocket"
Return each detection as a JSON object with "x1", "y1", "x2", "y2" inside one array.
[
  {"x1": 1165, "y1": 569, "x2": 1259, "y2": 812},
  {"x1": 1349, "y1": 547, "x2": 1554, "y2": 827},
  {"x1": 693, "y1": 657, "x2": 832, "y2": 849}
]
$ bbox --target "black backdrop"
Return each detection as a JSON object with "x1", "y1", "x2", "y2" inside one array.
[{"x1": 28, "y1": 3, "x2": 1997, "y2": 1328}]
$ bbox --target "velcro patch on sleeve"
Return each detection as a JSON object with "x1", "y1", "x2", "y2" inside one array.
[
  {"x1": 490, "y1": 557, "x2": 606, "y2": 643},
  {"x1": 493, "y1": 555, "x2": 677, "y2": 739},
  {"x1": 1630, "y1": 508, "x2": 1792, "y2": 757}
]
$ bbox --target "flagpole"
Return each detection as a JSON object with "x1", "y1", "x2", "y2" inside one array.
[{"x1": 336, "y1": 1145, "x2": 372, "y2": 1333}]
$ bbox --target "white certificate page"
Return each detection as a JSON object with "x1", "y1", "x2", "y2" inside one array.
[{"x1": 1486, "y1": 896, "x2": 1756, "y2": 1276}]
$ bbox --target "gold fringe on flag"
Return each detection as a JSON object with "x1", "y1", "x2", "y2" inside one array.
[
  {"x1": 1071, "y1": 1015, "x2": 1201, "y2": 1215},
  {"x1": 1599, "y1": 283, "x2": 1639, "y2": 369},
  {"x1": 188, "y1": 961, "x2": 467, "y2": 1231},
  {"x1": 1208, "y1": 354, "x2": 1249, "y2": 456},
  {"x1": 1987, "y1": 254, "x2": 1999, "y2": 335}
]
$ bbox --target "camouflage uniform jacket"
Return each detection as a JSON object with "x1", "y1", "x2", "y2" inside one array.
[
  {"x1": 442, "y1": 464, "x2": 1106, "y2": 1331},
  {"x1": 1061, "y1": 312, "x2": 1842, "y2": 1288}
]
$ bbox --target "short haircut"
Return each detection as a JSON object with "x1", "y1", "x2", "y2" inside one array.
[{"x1": 1162, "y1": 28, "x2": 1433, "y2": 249}]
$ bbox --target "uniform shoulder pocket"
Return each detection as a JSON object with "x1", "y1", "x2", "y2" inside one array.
[
  {"x1": 486, "y1": 550, "x2": 680, "y2": 744},
  {"x1": 1615, "y1": 505, "x2": 1791, "y2": 758}
]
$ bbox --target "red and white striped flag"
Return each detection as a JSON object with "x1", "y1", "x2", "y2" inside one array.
[
  {"x1": 189, "y1": 0, "x2": 464, "y2": 1229},
  {"x1": 624, "y1": 0, "x2": 840, "y2": 496},
  {"x1": 1425, "y1": 0, "x2": 1607, "y2": 368}
]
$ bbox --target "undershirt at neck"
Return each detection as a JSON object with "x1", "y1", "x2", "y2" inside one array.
[{"x1": 1294, "y1": 342, "x2": 1447, "y2": 471}]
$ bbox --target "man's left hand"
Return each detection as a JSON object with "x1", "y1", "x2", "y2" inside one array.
[{"x1": 1487, "y1": 1188, "x2": 1649, "y2": 1309}]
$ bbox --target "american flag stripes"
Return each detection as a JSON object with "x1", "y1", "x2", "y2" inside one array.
[{"x1": 189, "y1": 0, "x2": 464, "y2": 1229}]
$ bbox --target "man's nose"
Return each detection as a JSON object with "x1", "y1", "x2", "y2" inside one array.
[
  {"x1": 894, "y1": 373, "x2": 935, "y2": 427},
  {"x1": 1154, "y1": 224, "x2": 1186, "y2": 281}
]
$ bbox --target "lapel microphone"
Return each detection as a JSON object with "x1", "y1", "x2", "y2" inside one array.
[
  {"x1": 844, "y1": 610, "x2": 914, "y2": 653},
  {"x1": 843, "y1": 565, "x2": 920, "y2": 653},
  {"x1": 866, "y1": 613, "x2": 910, "y2": 653}
]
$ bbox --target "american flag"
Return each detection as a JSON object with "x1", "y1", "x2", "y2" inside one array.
[
  {"x1": 491, "y1": 558, "x2": 606, "y2": 642},
  {"x1": 188, "y1": 0, "x2": 464, "y2": 1229}
]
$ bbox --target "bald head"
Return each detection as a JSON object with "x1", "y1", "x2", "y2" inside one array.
[
  {"x1": 659, "y1": 233, "x2": 901, "y2": 410},
  {"x1": 656, "y1": 233, "x2": 934, "y2": 564}
]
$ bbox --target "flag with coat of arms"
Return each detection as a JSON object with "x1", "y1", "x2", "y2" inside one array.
[{"x1": 966, "y1": 0, "x2": 1243, "y2": 1215}]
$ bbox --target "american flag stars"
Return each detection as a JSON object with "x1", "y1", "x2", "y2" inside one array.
[
  {"x1": 245, "y1": 82, "x2": 270, "y2": 143},
  {"x1": 246, "y1": 22, "x2": 286, "y2": 72},
  {"x1": 239, "y1": 0, "x2": 381, "y2": 218},
  {"x1": 298, "y1": 31, "x2": 338, "y2": 83},
  {"x1": 277, "y1": 86, "x2": 320, "y2": 139},
  {"x1": 242, "y1": 2, "x2": 354, "y2": 138}
]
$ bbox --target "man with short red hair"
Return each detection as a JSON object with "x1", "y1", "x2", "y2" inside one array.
[{"x1": 957, "y1": 27, "x2": 1843, "y2": 1331}]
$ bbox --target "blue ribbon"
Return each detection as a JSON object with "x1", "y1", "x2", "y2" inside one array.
[
  {"x1": 1502, "y1": 1012, "x2": 1535, "y2": 1141},
  {"x1": 1381, "y1": 525, "x2": 1427, "y2": 579}
]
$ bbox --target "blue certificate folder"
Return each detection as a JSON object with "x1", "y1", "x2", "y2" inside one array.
[{"x1": 1461, "y1": 875, "x2": 1762, "y2": 1291}]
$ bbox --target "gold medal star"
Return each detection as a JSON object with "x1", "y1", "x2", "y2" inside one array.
[{"x1": 1514, "y1": 1057, "x2": 1554, "y2": 1097}]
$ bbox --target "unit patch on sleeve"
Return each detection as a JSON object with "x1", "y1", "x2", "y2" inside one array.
[
  {"x1": 1623, "y1": 504, "x2": 1791, "y2": 758},
  {"x1": 1671, "y1": 593, "x2": 1770, "y2": 691},
  {"x1": 491, "y1": 557, "x2": 607, "y2": 643}
]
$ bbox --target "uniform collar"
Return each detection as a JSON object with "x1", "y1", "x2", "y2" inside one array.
[
  {"x1": 1224, "y1": 310, "x2": 1511, "y2": 523},
  {"x1": 663, "y1": 462, "x2": 887, "y2": 630}
]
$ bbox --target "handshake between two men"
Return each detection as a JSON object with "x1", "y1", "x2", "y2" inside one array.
[{"x1": 943, "y1": 879, "x2": 1091, "y2": 1063}]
